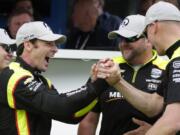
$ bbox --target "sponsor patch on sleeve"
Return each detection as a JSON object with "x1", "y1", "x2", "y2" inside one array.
[
  {"x1": 172, "y1": 61, "x2": 180, "y2": 83},
  {"x1": 173, "y1": 61, "x2": 180, "y2": 69},
  {"x1": 24, "y1": 77, "x2": 43, "y2": 92}
]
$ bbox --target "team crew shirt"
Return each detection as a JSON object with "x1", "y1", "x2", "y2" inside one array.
[
  {"x1": 92, "y1": 51, "x2": 168, "y2": 135},
  {"x1": 0, "y1": 57, "x2": 108, "y2": 135},
  {"x1": 164, "y1": 40, "x2": 180, "y2": 104}
]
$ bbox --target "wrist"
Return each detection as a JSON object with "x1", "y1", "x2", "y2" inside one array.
[{"x1": 113, "y1": 77, "x2": 123, "y2": 87}]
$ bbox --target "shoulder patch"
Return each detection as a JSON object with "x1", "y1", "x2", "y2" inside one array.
[
  {"x1": 24, "y1": 77, "x2": 34, "y2": 85},
  {"x1": 173, "y1": 61, "x2": 180, "y2": 69}
]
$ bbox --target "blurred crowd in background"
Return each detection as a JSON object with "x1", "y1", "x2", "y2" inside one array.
[{"x1": 0, "y1": 0, "x2": 179, "y2": 50}]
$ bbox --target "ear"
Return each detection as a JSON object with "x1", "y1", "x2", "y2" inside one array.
[
  {"x1": 23, "y1": 41, "x2": 33, "y2": 52},
  {"x1": 145, "y1": 38, "x2": 153, "y2": 48}
]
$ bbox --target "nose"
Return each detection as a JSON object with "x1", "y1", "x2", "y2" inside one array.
[
  {"x1": 7, "y1": 52, "x2": 13, "y2": 59},
  {"x1": 51, "y1": 44, "x2": 58, "y2": 53}
]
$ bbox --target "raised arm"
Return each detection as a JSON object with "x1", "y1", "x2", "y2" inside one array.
[
  {"x1": 113, "y1": 78, "x2": 164, "y2": 117},
  {"x1": 95, "y1": 60, "x2": 164, "y2": 117},
  {"x1": 5, "y1": 74, "x2": 108, "y2": 124}
]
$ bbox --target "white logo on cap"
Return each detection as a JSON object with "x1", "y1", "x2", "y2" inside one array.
[
  {"x1": 43, "y1": 22, "x2": 52, "y2": 31},
  {"x1": 120, "y1": 18, "x2": 129, "y2": 28},
  {"x1": 4, "y1": 30, "x2": 7, "y2": 35},
  {"x1": 24, "y1": 34, "x2": 35, "y2": 40},
  {"x1": 43, "y1": 22, "x2": 48, "y2": 28}
]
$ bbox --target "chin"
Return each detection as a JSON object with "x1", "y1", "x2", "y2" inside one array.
[
  {"x1": 41, "y1": 69, "x2": 47, "y2": 72},
  {"x1": 42, "y1": 67, "x2": 48, "y2": 72}
]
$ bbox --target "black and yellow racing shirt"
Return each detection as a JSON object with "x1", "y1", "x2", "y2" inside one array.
[
  {"x1": 0, "y1": 57, "x2": 108, "y2": 135},
  {"x1": 164, "y1": 40, "x2": 180, "y2": 104},
  {"x1": 92, "y1": 50, "x2": 168, "y2": 135}
]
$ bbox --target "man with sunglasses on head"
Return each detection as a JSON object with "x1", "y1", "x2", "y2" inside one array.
[
  {"x1": 0, "y1": 21, "x2": 110, "y2": 135},
  {"x1": 0, "y1": 28, "x2": 16, "y2": 71},
  {"x1": 141, "y1": 1, "x2": 180, "y2": 134},
  {"x1": 94, "y1": 1, "x2": 180, "y2": 134},
  {"x1": 78, "y1": 14, "x2": 168, "y2": 135}
]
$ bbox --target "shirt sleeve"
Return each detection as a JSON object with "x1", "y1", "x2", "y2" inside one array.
[
  {"x1": 91, "y1": 100, "x2": 101, "y2": 113},
  {"x1": 165, "y1": 58, "x2": 180, "y2": 104},
  {"x1": 12, "y1": 76, "x2": 108, "y2": 124}
]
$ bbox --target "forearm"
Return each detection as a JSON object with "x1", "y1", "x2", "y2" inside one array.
[
  {"x1": 78, "y1": 112, "x2": 99, "y2": 135},
  {"x1": 113, "y1": 78, "x2": 164, "y2": 117},
  {"x1": 78, "y1": 121, "x2": 97, "y2": 135},
  {"x1": 78, "y1": 125, "x2": 96, "y2": 135},
  {"x1": 55, "y1": 79, "x2": 108, "y2": 117},
  {"x1": 146, "y1": 103, "x2": 180, "y2": 135},
  {"x1": 146, "y1": 119, "x2": 177, "y2": 135}
]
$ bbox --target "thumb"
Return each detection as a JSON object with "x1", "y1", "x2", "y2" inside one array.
[{"x1": 132, "y1": 117, "x2": 146, "y2": 126}]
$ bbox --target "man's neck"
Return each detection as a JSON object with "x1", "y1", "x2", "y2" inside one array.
[{"x1": 166, "y1": 40, "x2": 180, "y2": 58}]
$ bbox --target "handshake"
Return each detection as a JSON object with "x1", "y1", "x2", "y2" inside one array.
[{"x1": 91, "y1": 58, "x2": 124, "y2": 86}]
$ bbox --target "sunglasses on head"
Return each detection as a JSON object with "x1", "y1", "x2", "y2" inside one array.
[
  {"x1": 143, "y1": 31, "x2": 148, "y2": 38},
  {"x1": 119, "y1": 34, "x2": 145, "y2": 43},
  {"x1": 0, "y1": 44, "x2": 16, "y2": 53}
]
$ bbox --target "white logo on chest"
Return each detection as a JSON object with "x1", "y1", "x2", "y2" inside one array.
[
  {"x1": 151, "y1": 68, "x2": 162, "y2": 78},
  {"x1": 109, "y1": 92, "x2": 123, "y2": 98}
]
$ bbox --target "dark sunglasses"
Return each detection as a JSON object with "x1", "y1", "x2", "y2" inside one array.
[
  {"x1": 0, "y1": 44, "x2": 17, "y2": 53},
  {"x1": 143, "y1": 31, "x2": 148, "y2": 38},
  {"x1": 119, "y1": 35, "x2": 145, "y2": 43}
]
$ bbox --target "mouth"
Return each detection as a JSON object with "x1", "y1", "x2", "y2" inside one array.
[
  {"x1": 123, "y1": 46, "x2": 132, "y2": 51},
  {"x1": 45, "y1": 56, "x2": 50, "y2": 63}
]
